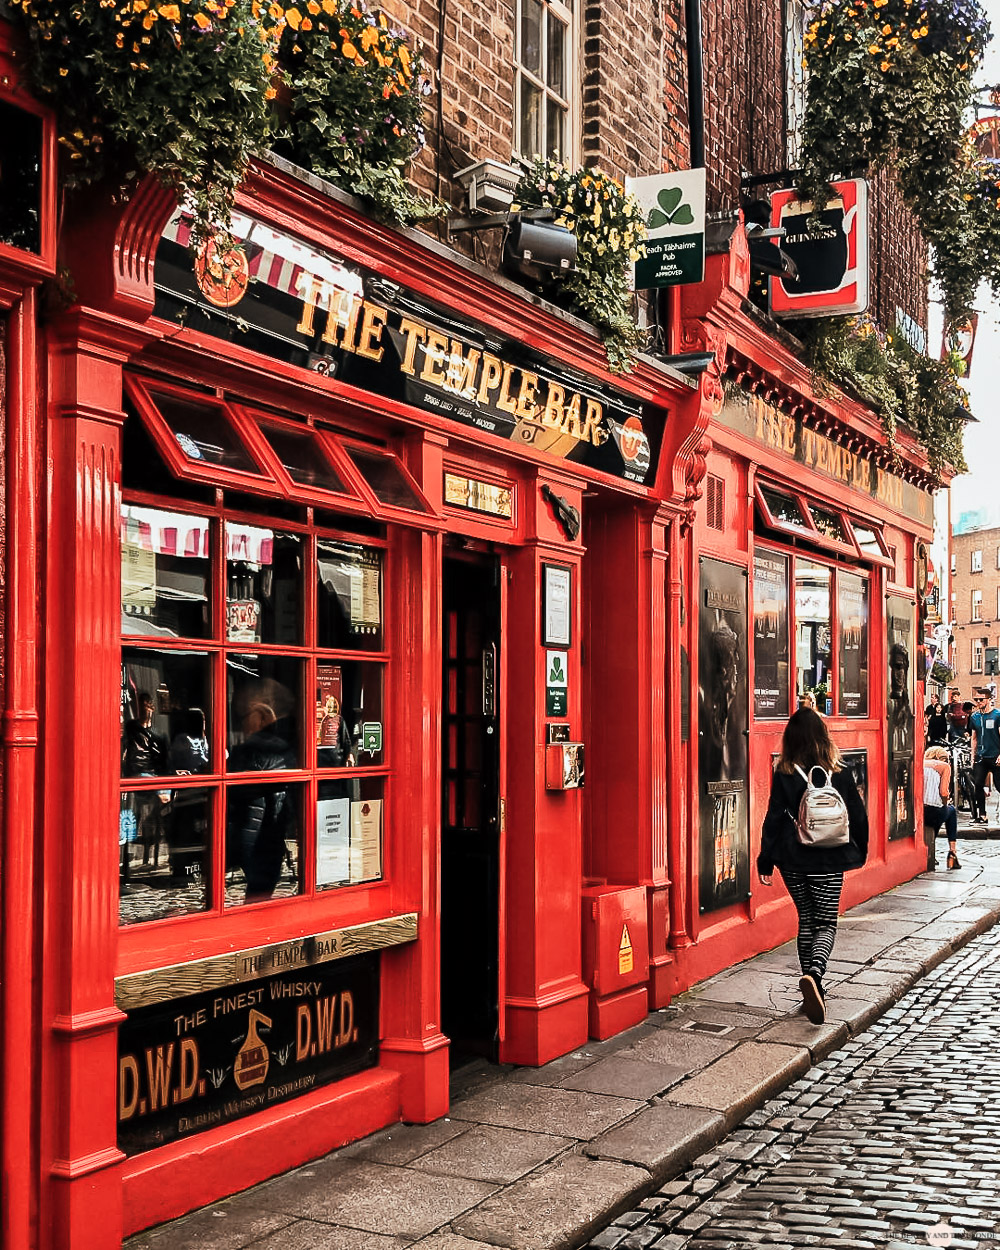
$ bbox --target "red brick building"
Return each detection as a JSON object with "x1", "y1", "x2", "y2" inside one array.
[
  {"x1": 0, "y1": 5, "x2": 938, "y2": 1248},
  {"x1": 950, "y1": 526, "x2": 1000, "y2": 698}
]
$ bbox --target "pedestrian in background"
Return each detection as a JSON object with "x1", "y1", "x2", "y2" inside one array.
[
  {"x1": 757, "y1": 708, "x2": 869, "y2": 1024},
  {"x1": 969, "y1": 688, "x2": 1000, "y2": 827},
  {"x1": 925, "y1": 700, "x2": 948, "y2": 744},
  {"x1": 923, "y1": 745, "x2": 961, "y2": 870}
]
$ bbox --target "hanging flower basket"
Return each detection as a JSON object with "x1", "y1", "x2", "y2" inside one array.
[{"x1": 512, "y1": 157, "x2": 647, "y2": 374}]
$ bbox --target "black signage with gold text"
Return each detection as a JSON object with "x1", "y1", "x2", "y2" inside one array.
[
  {"x1": 154, "y1": 212, "x2": 664, "y2": 486},
  {"x1": 117, "y1": 952, "x2": 378, "y2": 1155}
]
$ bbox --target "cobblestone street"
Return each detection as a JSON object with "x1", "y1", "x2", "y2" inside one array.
[{"x1": 587, "y1": 846, "x2": 1000, "y2": 1250}]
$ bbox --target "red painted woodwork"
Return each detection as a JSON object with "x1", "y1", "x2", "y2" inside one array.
[{"x1": 0, "y1": 66, "x2": 941, "y2": 1250}]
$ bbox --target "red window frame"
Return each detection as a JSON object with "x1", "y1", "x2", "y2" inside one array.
[{"x1": 124, "y1": 373, "x2": 439, "y2": 525}]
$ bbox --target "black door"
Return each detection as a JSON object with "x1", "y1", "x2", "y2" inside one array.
[{"x1": 441, "y1": 553, "x2": 501, "y2": 1061}]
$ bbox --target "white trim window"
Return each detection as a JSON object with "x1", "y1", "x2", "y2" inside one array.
[
  {"x1": 973, "y1": 588, "x2": 983, "y2": 621},
  {"x1": 785, "y1": 0, "x2": 809, "y2": 165},
  {"x1": 973, "y1": 636, "x2": 985, "y2": 673},
  {"x1": 972, "y1": 549, "x2": 983, "y2": 572},
  {"x1": 515, "y1": 0, "x2": 577, "y2": 161}
]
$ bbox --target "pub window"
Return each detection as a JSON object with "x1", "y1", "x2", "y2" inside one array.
[
  {"x1": 0, "y1": 100, "x2": 44, "y2": 254},
  {"x1": 118, "y1": 383, "x2": 399, "y2": 928},
  {"x1": 973, "y1": 637, "x2": 985, "y2": 672},
  {"x1": 972, "y1": 549, "x2": 983, "y2": 573},
  {"x1": 515, "y1": 0, "x2": 578, "y2": 161},
  {"x1": 973, "y1": 588, "x2": 983, "y2": 622},
  {"x1": 795, "y1": 559, "x2": 833, "y2": 711}
]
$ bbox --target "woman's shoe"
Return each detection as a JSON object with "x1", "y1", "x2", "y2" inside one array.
[
  {"x1": 799, "y1": 974, "x2": 826, "y2": 1024},
  {"x1": 947, "y1": 851, "x2": 961, "y2": 870}
]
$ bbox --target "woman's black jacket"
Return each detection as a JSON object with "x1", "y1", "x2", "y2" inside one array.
[{"x1": 757, "y1": 764, "x2": 869, "y2": 876}]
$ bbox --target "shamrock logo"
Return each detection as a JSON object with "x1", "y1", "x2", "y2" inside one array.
[
  {"x1": 549, "y1": 655, "x2": 565, "y2": 683},
  {"x1": 646, "y1": 186, "x2": 695, "y2": 229}
]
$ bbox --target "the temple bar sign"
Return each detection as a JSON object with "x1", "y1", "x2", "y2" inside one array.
[{"x1": 769, "y1": 179, "x2": 869, "y2": 319}]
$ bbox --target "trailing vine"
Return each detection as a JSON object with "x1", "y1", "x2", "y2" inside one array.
[
  {"x1": 270, "y1": 1, "x2": 443, "y2": 224},
  {"x1": 7, "y1": 0, "x2": 278, "y2": 249},
  {"x1": 797, "y1": 0, "x2": 996, "y2": 328},
  {"x1": 5, "y1": 0, "x2": 439, "y2": 244},
  {"x1": 793, "y1": 314, "x2": 969, "y2": 477},
  {"x1": 512, "y1": 157, "x2": 647, "y2": 374}
]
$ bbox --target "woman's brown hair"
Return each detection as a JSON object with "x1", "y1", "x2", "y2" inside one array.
[{"x1": 777, "y1": 707, "x2": 841, "y2": 774}]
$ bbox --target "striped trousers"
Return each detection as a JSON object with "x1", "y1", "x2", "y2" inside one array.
[{"x1": 778, "y1": 869, "x2": 844, "y2": 979}]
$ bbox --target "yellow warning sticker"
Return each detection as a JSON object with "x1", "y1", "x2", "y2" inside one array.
[{"x1": 618, "y1": 923, "x2": 633, "y2": 976}]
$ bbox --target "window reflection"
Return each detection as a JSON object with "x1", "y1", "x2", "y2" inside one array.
[
  {"x1": 225, "y1": 781, "x2": 303, "y2": 906},
  {"x1": 121, "y1": 649, "x2": 211, "y2": 779},
  {"x1": 317, "y1": 540, "x2": 383, "y2": 650},
  {"x1": 795, "y1": 559, "x2": 833, "y2": 709},
  {"x1": 119, "y1": 787, "x2": 211, "y2": 925},
  {"x1": 761, "y1": 486, "x2": 809, "y2": 530},
  {"x1": 227, "y1": 654, "x2": 301, "y2": 770},
  {"x1": 226, "y1": 524, "x2": 303, "y2": 645},
  {"x1": 121, "y1": 506, "x2": 210, "y2": 638}
]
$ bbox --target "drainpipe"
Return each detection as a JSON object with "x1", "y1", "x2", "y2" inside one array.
[{"x1": 666, "y1": 0, "x2": 706, "y2": 352}]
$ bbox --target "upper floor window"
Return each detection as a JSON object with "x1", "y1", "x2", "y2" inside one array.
[
  {"x1": 515, "y1": 0, "x2": 577, "y2": 160},
  {"x1": 973, "y1": 588, "x2": 983, "y2": 621},
  {"x1": 973, "y1": 636, "x2": 986, "y2": 672},
  {"x1": 972, "y1": 549, "x2": 983, "y2": 573},
  {"x1": 784, "y1": 0, "x2": 808, "y2": 165}
]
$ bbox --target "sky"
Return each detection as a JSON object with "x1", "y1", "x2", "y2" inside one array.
[{"x1": 941, "y1": 0, "x2": 1000, "y2": 524}]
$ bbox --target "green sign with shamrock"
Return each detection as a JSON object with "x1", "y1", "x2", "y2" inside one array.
[
  {"x1": 546, "y1": 650, "x2": 568, "y2": 717},
  {"x1": 628, "y1": 169, "x2": 706, "y2": 289}
]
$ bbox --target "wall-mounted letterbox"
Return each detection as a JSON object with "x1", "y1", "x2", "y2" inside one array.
[{"x1": 545, "y1": 741, "x2": 584, "y2": 789}]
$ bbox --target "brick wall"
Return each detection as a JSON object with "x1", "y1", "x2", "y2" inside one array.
[
  {"x1": 951, "y1": 529, "x2": 1000, "y2": 698},
  {"x1": 387, "y1": 0, "x2": 927, "y2": 330}
]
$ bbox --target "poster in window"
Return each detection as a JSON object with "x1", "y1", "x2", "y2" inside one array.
[
  {"x1": 316, "y1": 795, "x2": 350, "y2": 886},
  {"x1": 887, "y1": 595, "x2": 914, "y2": 840},
  {"x1": 698, "y1": 558, "x2": 750, "y2": 912},
  {"x1": 350, "y1": 798, "x2": 382, "y2": 883},
  {"x1": 753, "y1": 551, "x2": 789, "y2": 718},
  {"x1": 838, "y1": 573, "x2": 869, "y2": 716}
]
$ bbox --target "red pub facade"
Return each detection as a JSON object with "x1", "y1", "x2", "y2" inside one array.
[{"x1": 0, "y1": 24, "x2": 937, "y2": 1250}]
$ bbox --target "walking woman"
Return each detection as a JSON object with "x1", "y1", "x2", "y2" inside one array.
[{"x1": 757, "y1": 708, "x2": 869, "y2": 1024}]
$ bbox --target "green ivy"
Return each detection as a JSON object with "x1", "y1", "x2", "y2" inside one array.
[
  {"x1": 513, "y1": 158, "x2": 647, "y2": 374},
  {"x1": 793, "y1": 315, "x2": 969, "y2": 478},
  {"x1": 797, "y1": 0, "x2": 996, "y2": 328},
  {"x1": 8, "y1": 0, "x2": 277, "y2": 249},
  {"x1": 271, "y1": 2, "x2": 443, "y2": 224}
]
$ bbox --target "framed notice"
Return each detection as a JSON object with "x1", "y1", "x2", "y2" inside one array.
[
  {"x1": 753, "y1": 550, "x2": 789, "y2": 718},
  {"x1": 542, "y1": 564, "x2": 572, "y2": 647}
]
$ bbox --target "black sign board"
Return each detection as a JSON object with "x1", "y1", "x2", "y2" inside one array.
[
  {"x1": 153, "y1": 212, "x2": 664, "y2": 486},
  {"x1": 117, "y1": 952, "x2": 379, "y2": 1155},
  {"x1": 697, "y1": 557, "x2": 750, "y2": 912}
]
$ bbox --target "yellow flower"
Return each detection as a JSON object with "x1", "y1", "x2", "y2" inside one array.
[
  {"x1": 399, "y1": 44, "x2": 411, "y2": 71},
  {"x1": 868, "y1": 42, "x2": 880, "y2": 53},
  {"x1": 268, "y1": 2, "x2": 284, "y2": 17},
  {"x1": 159, "y1": 3, "x2": 181, "y2": 18},
  {"x1": 881, "y1": 59, "x2": 891, "y2": 70},
  {"x1": 360, "y1": 24, "x2": 379, "y2": 50},
  {"x1": 285, "y1": 5, "x2": 301, "y2": 27},
  {"x1": 322, "y1": 0, "x2": 336, "y2": 9},
  {"x1": 342, "y1": 39, "x2": 358, "y2": 56},
  {"x1": 307, "y1": 0, "x2": 320, "y2": 11},
  {"x1": 882, "y1": 23, "x2": 892, "y2": 34},
  {"x1": 193, "y1": 10, "x2": 211, "y2": 26}
]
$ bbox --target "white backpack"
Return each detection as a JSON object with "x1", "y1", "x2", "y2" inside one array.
[{"x1": 791, "y1": 764, "x2": 851, "y2": 847}]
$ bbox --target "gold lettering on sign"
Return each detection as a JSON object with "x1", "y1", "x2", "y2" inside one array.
[
  {"x1": 289, "y1": 276, "x2": 611, "y2": 449},
  {"x1": 719, "y1": 390, "x2": 931, "y2": 521}
]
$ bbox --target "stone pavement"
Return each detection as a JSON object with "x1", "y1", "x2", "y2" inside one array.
[
  {"x1": 127, "y1": 837, "x2": 1000, "y2": 1250},
  {"x1": 586, "y1": 895, "x2": 1000, "y2": 1249}
]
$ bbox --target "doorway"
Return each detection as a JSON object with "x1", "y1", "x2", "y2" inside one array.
[{"x1": 440, "y1": 550, "x2": 502, "y2": 1062}]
